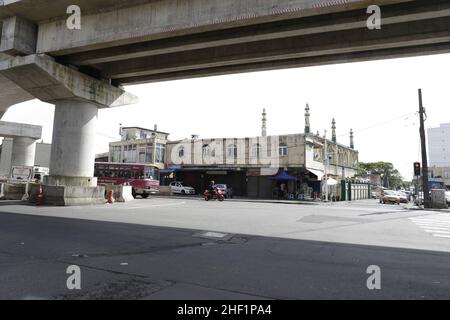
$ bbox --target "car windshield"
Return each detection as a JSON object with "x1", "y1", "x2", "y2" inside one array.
[
  {"x1": 384, "y1": 190, "x2": 395, "y2": 195},
  {"x1": 215, "y1": 184, "x2": 226, "y2": 188}
]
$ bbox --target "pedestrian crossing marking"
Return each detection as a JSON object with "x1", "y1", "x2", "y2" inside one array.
[{"x1": 409, "y1": 215, "x2": 450, "y2": 238}]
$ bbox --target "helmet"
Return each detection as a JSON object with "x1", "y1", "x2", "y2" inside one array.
[{"x1": 211, "y1": 180, "x2": 215, "y2": 185}]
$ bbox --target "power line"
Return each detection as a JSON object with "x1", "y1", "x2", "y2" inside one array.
[{"x1": 337, "y1": 111, "x2": 418, "y2": 138}]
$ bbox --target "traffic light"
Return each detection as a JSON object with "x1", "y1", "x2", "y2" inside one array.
[{"x1": 414, "y1": 162, "x2": 421, "y2": 176}]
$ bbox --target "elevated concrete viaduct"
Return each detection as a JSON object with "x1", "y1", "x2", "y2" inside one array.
[
  {"x1": 0, "y1": 120, "x2": 41, "y2": 168},
  {"x1": 0, "y1": 0, "x2": 449, "y2": 203}
]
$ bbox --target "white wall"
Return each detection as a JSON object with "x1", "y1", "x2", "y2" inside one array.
[{"x1": 428, "y1": 123, "x2": 450, "y2": 167}]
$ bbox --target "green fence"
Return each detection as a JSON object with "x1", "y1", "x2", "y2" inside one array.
[{"x1": 340, "y1": 181, "x2": 370, "y2": 201}]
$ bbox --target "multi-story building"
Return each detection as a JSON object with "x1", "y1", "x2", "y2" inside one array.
[
  {"x1": 108, "y1": 126, "x2": 169, "y2": 169},
  {"x1": 428, "y1": 123, "x2": 450, "y2": 167},
  {"x1": 105, "y1": 107, "x2": 360, "y2": 198},
  {"x1": 428, "y1": 123, "x2": 450, "y2": 189},
  {"x1": 164, "y1": 106, "x2": 359, "y2": 198},
  {"x1": 165, "y1": 132, "x2": 358, "y2": 198}
]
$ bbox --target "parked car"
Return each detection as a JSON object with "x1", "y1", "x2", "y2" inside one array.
[
  {"x1": 169, "y1": 181, "x2": 196, "y2": 195},
  {"x1": 213, "y1": 184, "x2": 230, "y2": 198},
  {"x1": 395, "y1": 191, "x2": 409, "y2": 204},
  {"x1": 381, "y1": 190, "x2": 400, "y2": 205}
]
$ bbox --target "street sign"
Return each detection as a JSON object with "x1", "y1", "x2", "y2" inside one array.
[{"x1": 10, "y1": 166, "x2": 34, "y2": 182}]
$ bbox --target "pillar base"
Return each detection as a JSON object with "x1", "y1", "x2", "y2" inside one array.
[
  {"x1": 43, "y1": 175, "x2": 97, "y2": 187},
  {"x1": 29, "y1": 184, "x2": 106, "y2": 206}
]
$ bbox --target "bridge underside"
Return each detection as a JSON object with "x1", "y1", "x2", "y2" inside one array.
[{"x1": 46, "y1": 0, "x2": 450, "y2": 85}]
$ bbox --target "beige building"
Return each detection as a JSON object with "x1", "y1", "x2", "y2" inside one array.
[
  {"x1": 164, "y1": 106, "x2": 358, "y2": 198},
  {"x1": 108, "y1": 126, "x2": 169, "y2": 169},
  {"x1": 164, "y1": 131, "x2": 358, "y2": 198}
]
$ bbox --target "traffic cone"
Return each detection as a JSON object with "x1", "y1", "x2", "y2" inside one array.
[
  {"x1": 107, "y1": 190, "x2": 115, "y2": 204},
  {"x1": 36, "y1": 184, "x2": 44, "y2": 206}
]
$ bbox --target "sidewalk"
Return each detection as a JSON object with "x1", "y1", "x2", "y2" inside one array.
[{"x1": 403, "y1": 203, "x2": 450, "y2": 213}]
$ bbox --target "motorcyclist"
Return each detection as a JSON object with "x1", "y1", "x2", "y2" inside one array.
[{"x1": 207, "y1": 180, "x2": 216, "y2": 198}]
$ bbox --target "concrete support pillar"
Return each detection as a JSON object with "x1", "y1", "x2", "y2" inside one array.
[
  {"x1": 11, "y1": 136, "x2": 36, "y2": 167},
  {"x1": 45, "y1": 99, "x2": 98, "y2": 187}
]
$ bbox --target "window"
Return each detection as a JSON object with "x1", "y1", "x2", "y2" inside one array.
[
  {"x1": 155, "y1": 143, "x2": 165, "y2": 163},
  {"x1": 140, "y1": 131, "x2": 149, "y2": 139},
  {"x1": 145, "y1": 143, "x2": 153, "y2": 163},
  {"x1": 110, "y1": 145, "x2": 121, "y2": 162},
  {"x1": 144, "y1": 166, "x2": 159, "y2": 180},
  {"x1": 178, "y1": 146, "x2": 185, "y2": 158},
  {"x1": 138, "y1": 145, "x2": 146, "y2": 163},
  {"x1": 227, "y1": 144, "x2": 237, "y2": 158},
  {"x1": 123, "y1": 144, "x2": 138, "y2": 163},
  {"x1": 202, "y1": 144, "x2": 210, "y2": 157},
  {"x1": 251, "y1": 144, "x2": 261, "y2": 158},
  {"x1": 279, "y1": 144, "x2": 288, "y2": 156}
]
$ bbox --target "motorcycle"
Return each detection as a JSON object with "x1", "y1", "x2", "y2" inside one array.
[{"x1": 204, "y1": 187, "x2": 224, "y2": 201}]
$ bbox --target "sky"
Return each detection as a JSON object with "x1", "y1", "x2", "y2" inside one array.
[{"x1": 3, "y1": 53, "x2": 450, "y2": 180}]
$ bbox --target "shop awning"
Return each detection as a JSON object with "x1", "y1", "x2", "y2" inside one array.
[
  {"x1": 306, "y1": 168, "x2": 324, "y2": 181},
  {"x1": 269, "y1": 170, "x2": 298, "y2": 181}
]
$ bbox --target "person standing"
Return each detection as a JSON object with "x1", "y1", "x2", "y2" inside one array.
[{"x1": 280, "y1": 182, "x2": 286, "y2": 199}]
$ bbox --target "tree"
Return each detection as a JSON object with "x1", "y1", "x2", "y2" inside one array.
[{"x1": 358, "y1": 161, "x2": 405, "y2": 189}]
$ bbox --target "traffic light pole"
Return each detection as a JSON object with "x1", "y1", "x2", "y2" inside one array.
[{"x1": 418, "y1": 89, "x2": 431, "y2": 208}]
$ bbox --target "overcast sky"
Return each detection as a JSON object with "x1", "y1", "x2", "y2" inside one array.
[{"x1": 3, "y1": 53, "x2": 450, "y2": 180}]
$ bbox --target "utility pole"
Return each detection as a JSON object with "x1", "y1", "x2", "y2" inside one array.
[
  {"x1": 324, "y1": 130, "x2": 328, "y2": 202},
  {"x1": 418, "y1": 89, "x2": 431, "y2": 208}
]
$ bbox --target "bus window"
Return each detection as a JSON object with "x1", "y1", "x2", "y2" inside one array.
[{"x1": 144, "y1": 166, "x2": 159, "y2": 180}]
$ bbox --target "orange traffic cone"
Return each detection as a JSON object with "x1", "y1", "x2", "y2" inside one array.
[
  {"x1": 107, "y1": 190, "x2": 115, "y2": 204},
  {"x1": 36, "y1": 184, "x2": 44, "y2": 206}
]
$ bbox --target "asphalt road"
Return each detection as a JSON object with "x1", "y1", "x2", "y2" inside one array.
[{"x1": 1, "y1": 199, "x2": 450, "y2": 299}]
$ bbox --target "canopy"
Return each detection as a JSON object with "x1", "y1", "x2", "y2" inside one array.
[
  {"x1": 326, "y1": 177, "x2": 339, "y2": 186},
  {"x1": 306, "y1": 168, "x2": 324, "y2": 181},
  {"x1": 269, "y1": 170, "x2": 298, "y2": 181}
]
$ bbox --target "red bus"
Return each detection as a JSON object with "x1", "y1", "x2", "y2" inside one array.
[{"x1": 94, "y1": 162, "x2": 160, "y2": 198}]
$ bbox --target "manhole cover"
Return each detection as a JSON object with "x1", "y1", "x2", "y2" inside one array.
[{"x1": 193, "y1": 231, "x2": 234, "y2": 241}]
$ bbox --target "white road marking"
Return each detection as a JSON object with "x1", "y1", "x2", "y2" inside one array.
[
  {"x1": 434, "y1": 234, "x2": 450, "y2": 239},
  {"x1": 410, "y1": 214, "x2": 450, "y2": 238},
  {"x1": 425, "y1": 229, "x2": 450, "y2": 234}
]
